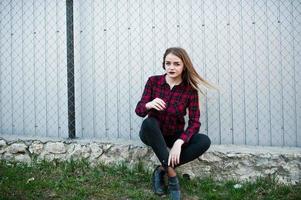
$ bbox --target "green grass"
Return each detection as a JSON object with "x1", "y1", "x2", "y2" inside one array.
[{"x1": 0, "y1": 160, "x2": 300, "y2": 200}]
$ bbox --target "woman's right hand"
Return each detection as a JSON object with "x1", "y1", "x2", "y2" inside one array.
[{"x1": 145, "y1": 98, "x2": 166, "y2": 111}]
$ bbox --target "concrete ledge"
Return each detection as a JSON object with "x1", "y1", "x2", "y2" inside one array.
[{"x1": 0, "y1": 135, "x2": 300, "y2": 184}]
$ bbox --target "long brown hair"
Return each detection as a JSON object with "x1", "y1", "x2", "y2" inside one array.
[{"x1": 162, "y1": 47, "x2": 214, "y2": 93}]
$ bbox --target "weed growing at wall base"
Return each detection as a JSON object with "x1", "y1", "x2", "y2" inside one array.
[{"x1": 0, "y1": 160, "x2": 300, "y2": 200}]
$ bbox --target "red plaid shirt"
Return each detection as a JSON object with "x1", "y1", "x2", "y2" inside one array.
[{"x1": 135, "y1": 74, "x2": 200, "y2": 143}]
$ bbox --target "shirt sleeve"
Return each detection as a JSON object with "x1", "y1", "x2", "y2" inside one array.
[
  {"x1": 135, "y1": 77, "x2": 153, "y2": 117},
  {"x1": 180, "y1": 89, "x2": 201, "y2": 143}
]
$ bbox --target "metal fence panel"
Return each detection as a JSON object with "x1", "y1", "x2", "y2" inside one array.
[
  {"x1": 0, "y1": 0, "x2": 300, "y2": 147},
  {"x1": 0, "y1": 0, "x2": 68, "y2": 138}
]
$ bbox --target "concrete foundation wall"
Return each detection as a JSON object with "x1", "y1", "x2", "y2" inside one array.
[{"x1": 0, "y1": 135, "x2": 300, "y2": 185}]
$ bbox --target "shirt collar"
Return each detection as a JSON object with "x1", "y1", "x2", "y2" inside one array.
[{"x1": 159, "y1": 74, "x2": 186, "y2": 87}]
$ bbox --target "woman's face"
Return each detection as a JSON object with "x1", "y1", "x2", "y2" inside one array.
[{"x1": 164, "y1": 53, "x2": 184, "y2": 80}]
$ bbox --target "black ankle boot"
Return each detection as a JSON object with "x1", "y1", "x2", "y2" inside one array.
[
  {"x1": 168, "y1": 176, "x2": 181, "y2": 200},
  {"x1": 152, "y1": 165, "x2": 166, "y2": 196}
]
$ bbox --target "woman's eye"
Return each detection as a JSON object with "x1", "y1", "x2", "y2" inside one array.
[{"x1": 165, "y1": 62, "x2": 171, "y2": 66}]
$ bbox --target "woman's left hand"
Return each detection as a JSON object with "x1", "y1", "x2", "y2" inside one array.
[{"x1": 168, "y1": 139, "x2": 184, "y2": 168}]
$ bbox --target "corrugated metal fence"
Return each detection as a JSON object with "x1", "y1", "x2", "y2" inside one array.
[{"x1": 0, "y1": 0, "x2": 300, "y2": 147}]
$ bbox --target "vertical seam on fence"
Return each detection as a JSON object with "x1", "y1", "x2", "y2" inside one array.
[
  {"x1": 44, "y1": 0, "x2": 48, "y2": 137},
  {"x1": 138, "y1": 0, "x2": 144, "y2": 129},
  {"x1": 176, "y1": 0, "x2": 180, "y2": 45},
  {"x1": 152, "y1": 0, "x2": 156, "y2": 75},
  {"x1": 277, "y1": 0, "x2": 285, "y2": 146},
  {"x1": 201, "y1": 0, "x2": 209, "y2": 136},
  {"x1": 21, "y1": 0, "x2": 25, "y2": 135},
  {"x1": 164, "y1": 0, "x2": 167, "y2": 48},
  {"x1": 189, "y1": 0, "x2": 192, "y2": 53},
  {"x1": 33, "y1": 0, "x2": 37, "y2": 136},
  {"x1": 252, "y1": 0, "x2": 259, "y2": 145},
  {"x1": 66, "y1": 0, "x2": 76, "y2": 138},
  {"x1": 128, "y1": 0, "x2": 132, "y2": 140},
  {"x1": 116, "y1": 0, "x2": 120, "y2": 138},
  {"x1": 265, "y1": 0, "x2": 272, "y2": 146},
  {"x1": 56, "y1": 0, "x2": 60, "y2": 137},
  {"x1": 55, "y1": 0, "x2": 58, "y2": 136},
  {"x1": 92, "y1": 0, "x2": 96, "y2": 138},
  {"x1": 214, "y1": 0, "x2": 221, "y2": 144},
  {"x1": 139, "y1": 0, "x2": 143, "y2": 96},
  {"x1": 10, "y1": 0, "x2": 14, "y2": 134},
  {"x1": 0, "y1": 0, "x2": 2, "y2": 133},
  {"x1": 227, "y1": 0, "x2": 234, "y2": 144},
  {"x1": 104, "y1": 0, "x2": 108, "y2": 137},
  {"x1": 240, "y1": 0, "x2": 247, "y2": 145},
  {"x1": 78, "y1": 1, "x2": 83, "y2": 137},
  {"x1": 291, "y1": 0, "x2": 298, "y2": 146}
]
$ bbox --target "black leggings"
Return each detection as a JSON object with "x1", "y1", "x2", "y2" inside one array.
[{"x1": 139, "y1": 117, "x2": 211, "y2": 168}]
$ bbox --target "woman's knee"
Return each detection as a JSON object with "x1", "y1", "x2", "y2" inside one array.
[
  {"x1": 141, "y1": 117, "x2": 159, "y2": 132},
  {"x1": 202, "y1": 134, "x2": 211, "y2": 150},
  {"x1": 139, "y1": 117, "x2": 159, "y2": 140},
  {"x1": 191, "y1": 133, "x2": 211, "y2": 151}
]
